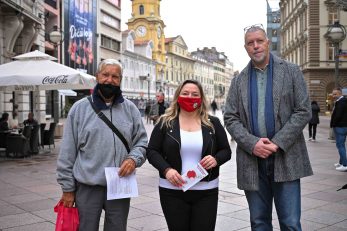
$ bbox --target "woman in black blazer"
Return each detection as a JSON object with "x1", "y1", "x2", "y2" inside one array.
[{"x1": 147, "y1": 80, "x2": 231, "y2": 231}]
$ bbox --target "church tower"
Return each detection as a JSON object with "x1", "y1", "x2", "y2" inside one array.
[{"x1": 127, "y1": 0, "x2": 166, "y2": 86}]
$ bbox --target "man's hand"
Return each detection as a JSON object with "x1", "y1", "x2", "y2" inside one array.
[
  {"x1": 165, "y1": 168, "x2": 185, "y2": 187},
  {"x1": 118, "y1": 158, "x2": 136, "y2": 177},
  {"x1": 252, "y1": 138, "x2": 278, "y2": 158},
  {"x1": 61, "y1": 191, "x2": 75, "y2": 208}
]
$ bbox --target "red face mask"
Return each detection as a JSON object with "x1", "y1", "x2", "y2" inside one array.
[{"x1": 177, "y1": 96, "x2": 202, "y2": 112}]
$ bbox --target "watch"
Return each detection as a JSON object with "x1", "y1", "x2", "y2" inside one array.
[
  {"x1": 157, "y1": 26, "x2": 162, "y2": 38},
  {"x1": 136, "y1": 26, "x2": 147, "y2": 37}
]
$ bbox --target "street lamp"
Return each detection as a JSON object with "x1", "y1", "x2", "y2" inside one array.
[
  {"x1": 325, "y1": 20, "x2": 346, "y2": 87},
  {"x1": 139, "y1": 74, "x2": 151, "y2": 101},
  {"x1": 48, "y1": 25, "x2": 64, "y2": 124}
]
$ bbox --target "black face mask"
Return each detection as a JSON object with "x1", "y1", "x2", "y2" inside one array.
[{"x1": 98, "y1": 84, "x2": 121, "y2": 99}]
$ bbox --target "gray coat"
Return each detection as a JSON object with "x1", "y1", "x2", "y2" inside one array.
[{"x1": 224, "y1": 55, "x2": 313, "y2": 191}]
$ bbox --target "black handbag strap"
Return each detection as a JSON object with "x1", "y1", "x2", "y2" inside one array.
[{"x1": 87, "y1": 96, "x2": 130, "y2": 153}]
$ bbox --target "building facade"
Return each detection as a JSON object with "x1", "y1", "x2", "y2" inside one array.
[
  {"x1": 126, "y1": 0, "x2": 166, "y2": 87},
  {"x1": 0, "y1": 0, "x2": 45, "y2": 123},
  {"x1": 267, "y1": 0, "x2": 281, "y2": 56},
  {"x1": 280, "y1": 0, "x2": 347, "y2": 113},
  {"x1": 121, "y1": 30, "x2": 156, "y2": 100}
]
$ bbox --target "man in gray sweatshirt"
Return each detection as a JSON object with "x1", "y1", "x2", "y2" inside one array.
[{"x1": 56, "y1": 59, "x2": 147, "y2": 231}]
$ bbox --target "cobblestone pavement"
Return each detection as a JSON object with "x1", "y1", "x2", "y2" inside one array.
[{"x1": 0, "y1": 111, "x2": 346, "y2": 230}]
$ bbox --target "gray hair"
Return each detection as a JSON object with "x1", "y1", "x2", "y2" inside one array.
[
  {"x1": 96, "y1": 59, "x2": 123, "y2": 75},
  {"x1": 244, "y1": 26, "x2": 269, "y2": 42}
]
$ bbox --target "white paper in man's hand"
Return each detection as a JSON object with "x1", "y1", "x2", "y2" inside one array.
[
  {"x1": 181, "y1": 163, "x2": 208, "y2": 192},
  {"x1": 105, "y1": 167, "x2": 139, "y2": 200}
]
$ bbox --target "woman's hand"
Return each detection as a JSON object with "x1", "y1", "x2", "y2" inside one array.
[
  {"x1": 200, "y1": 155, "x2": 217, "y2": 170},
  {"x1": 165, "y1": 168, "x2": 185, "y2": 187}
]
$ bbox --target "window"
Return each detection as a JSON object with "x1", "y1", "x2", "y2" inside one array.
[
  {"x1": 328, "y1": 43, "x2": 335, "y2": 60},
  {"x1": 139, "y1": 5, "x2": 144, "y2": 15},
  {"x1": 328, "y1": 10, "x2": 338, "y2": 25},
  {"x1": 101, "y1": 35, "x2": 121, "y2": 52},
  {"x1": 107, "y1": 0, "x2": 120, "y2": 7}
]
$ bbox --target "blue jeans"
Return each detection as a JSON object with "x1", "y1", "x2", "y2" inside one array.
[
  {"x1": 333, "y1": 127, "x2": 347, "y2": 166},
  {"x1": 245, "y1": 156, "x2": 302, "y2": 231}
]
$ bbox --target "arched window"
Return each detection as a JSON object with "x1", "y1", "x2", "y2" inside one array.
[{"x1": 139, "y1": 5, "x2": 144, "y2": 15}]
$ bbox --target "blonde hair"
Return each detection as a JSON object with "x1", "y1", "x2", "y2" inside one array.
[{"x1": 159, "y1": 80, "x2": 214, "y2": 131}]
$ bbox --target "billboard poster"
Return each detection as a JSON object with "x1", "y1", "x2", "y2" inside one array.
[{"x1": 64, "y1": 0, "x2": 97, "y2": 75}]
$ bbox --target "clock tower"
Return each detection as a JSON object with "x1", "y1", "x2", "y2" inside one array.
[{"x1": 127, "y1": 0, "x2": 166, "y2": 86}]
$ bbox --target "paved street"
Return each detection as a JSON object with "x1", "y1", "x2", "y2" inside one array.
[{"x1": 0, "y1": 111, "x2": 346, "y2": 230}]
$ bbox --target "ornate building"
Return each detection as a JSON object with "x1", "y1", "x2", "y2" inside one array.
[
  {"x1": 0, "y1": 0, "x2": 45, "y2": 122},
  {"x1": 280, "y1": 0, "x2": 347, "y2": 113},
  {"x1": 126, "y1": 0, "x2": 166, "y2": 90},
  {"x1": 165, "y1": 35, "x2": 195, "y2": 101}
]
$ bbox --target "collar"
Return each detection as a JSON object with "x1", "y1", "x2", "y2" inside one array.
[{"x1": 91, "y1": 84, "x2": 124, "y2": 110}]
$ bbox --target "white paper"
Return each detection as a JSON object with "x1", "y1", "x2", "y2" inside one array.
[
  {"x1": 181, "y1": 163, "x2": 208, "y2": 192},
  {"x1": 104, "y1": 167, "x2": 139, "y2": 200}
]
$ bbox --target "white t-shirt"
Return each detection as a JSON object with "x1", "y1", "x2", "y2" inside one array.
[{"x1": 159, "y1": 129, "x2": 219, "y2": 190}]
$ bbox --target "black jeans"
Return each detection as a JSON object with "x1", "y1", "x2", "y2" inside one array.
[
  {"x1": 159, "y1": 187, "x2": 218, "y2": 231},
  {"x1": 308, "y1": 123, "x2": 317, "y2": 139}
]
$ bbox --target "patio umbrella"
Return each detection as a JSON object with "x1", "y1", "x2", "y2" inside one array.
[{"x1": 0, "y1": 50, "x2": 96, "y2": 91}]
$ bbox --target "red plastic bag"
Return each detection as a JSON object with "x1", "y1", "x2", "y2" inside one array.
[{"x1": 54, "y1": 201, "x2": 79, "y2": 231}]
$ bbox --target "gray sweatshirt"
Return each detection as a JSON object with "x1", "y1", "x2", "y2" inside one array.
[{"x1": 56, "y1": 97, "x2": 147, "y2": 192}]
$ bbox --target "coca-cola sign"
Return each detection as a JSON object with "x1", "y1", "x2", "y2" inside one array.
[{"x1": 42, "y1": 75, "x2": 69, "y2": 84}]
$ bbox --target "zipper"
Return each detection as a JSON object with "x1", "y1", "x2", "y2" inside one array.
[
  {"x1": 167, "y1": 131, "x2": 180, "y2": 150},
  {"x1": 207, "y1": 132, "x2": 214, "y2": 181}
]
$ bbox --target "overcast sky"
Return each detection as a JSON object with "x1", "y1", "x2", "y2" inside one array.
[{"x1": 121, "y1": 0, "x2": 280, "y2": 72}]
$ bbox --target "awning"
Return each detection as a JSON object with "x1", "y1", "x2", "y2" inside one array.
[{"x1": 58, "y1": 89, "x2": 77, "y2": 96}]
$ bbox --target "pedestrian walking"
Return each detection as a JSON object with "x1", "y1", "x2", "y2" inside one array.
[
  {"x1": 330, "y1": 87, "x2": 347, "y2": 172},
  {"x1": 210, "y1": 99, "x2": 217, "y2": 115},
  {"x1": 147, "y1": 79, "x2": 231, "y2": 231},
  {"x1": 308, "y1": 100, "x2": 320, "y2": 142},
  {"x1": 138, "y1": 97, "x2": 146, "y2": 117},
  {"x1": 56, "y1": 59, "x2": 147, "y2": 231},
  {"x1": 224, "y1": 24, "x2": 312, "y2": 230}
]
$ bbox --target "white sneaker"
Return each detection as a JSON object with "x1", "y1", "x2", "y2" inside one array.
[
  {"x1": 334, "y1": 163, "x2": 342, "y2": 167},
  {"x1": 308, "y1": 137, "x2": 312, "y2": 141},
  {"x1": 312, "y1": 139, "x2": 316, "y2": 142},
  {"x1": 336, "y1": 165, "x2": 347, "y2": 172}
]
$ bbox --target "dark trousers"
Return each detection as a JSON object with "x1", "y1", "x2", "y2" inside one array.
[
  {"x1": 75, "y1": 182, "x2": 130, "y2": 231},
  {"x1": 159, "y1": 187, "x2": 218, "y2": 231},
  {"x1": 308, "y1": 123, "x2": 317, "y2": 139}
]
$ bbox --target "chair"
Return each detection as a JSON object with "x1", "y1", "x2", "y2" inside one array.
[
  {"x1": 0, "y1": 131, "x2": 9, "y2": 156},
  {"x1": 40, "y1": 123, "x2": 46, "y2": 148},
  {"x1": 22, "y1": 126, "x2": 32, "y2": 140},
  {"x1": 43, "y1": 122, "x2": 56, "y2": 149},
  {"x1": 6, "y1": 134, "x2": 31, "y2": 158},
  {"x1": 29, "y1": 125, "x2": 40, "y2": 154}
]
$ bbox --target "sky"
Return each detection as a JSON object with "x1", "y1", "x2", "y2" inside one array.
[{"x1": 121, "y1": 0, "x2": 280, "y2": 72}]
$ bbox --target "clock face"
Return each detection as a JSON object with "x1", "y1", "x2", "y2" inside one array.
[
  {"x1": 157, "y1": 26, "x2": 162, "y2": 38},
  {"x1": 136, "y1": 26, "x2": 147, "y2": 37}
]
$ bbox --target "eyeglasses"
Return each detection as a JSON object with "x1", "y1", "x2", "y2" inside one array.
[{"x1": 244, "y1": 24, "x2": 265, "y2": 33}]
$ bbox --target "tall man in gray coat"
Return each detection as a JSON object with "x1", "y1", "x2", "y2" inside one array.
[{"x1": 224, "y1": 25, "x2": 312, "y2": 230}]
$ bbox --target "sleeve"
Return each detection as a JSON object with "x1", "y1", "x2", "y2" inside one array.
[
  {"x1": 56, "y1": 106, "x2": 79, "y2": 192},
  {"x1": 147, "y1": 122, "x2": 171, "y2": 175},
  {"x1": 271, "y1": 64, "x2": 311, "y2": 152},
  {"x1": 211, "y1": 117, "x2": 232, "y2": 166},
  {"x1": 223, "y1": 76, "x2": 259, "y2": 155},
  {"x1": 127, "y1": 104, "x2": 148, "y2": 167}
]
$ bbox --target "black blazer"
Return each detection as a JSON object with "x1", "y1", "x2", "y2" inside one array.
[
  {"x1": 331, "y1": 97, "x2": 347, "y2": 128},
  {"x1": 147, "y1": 116, "x2": 231, "y2": 182}
]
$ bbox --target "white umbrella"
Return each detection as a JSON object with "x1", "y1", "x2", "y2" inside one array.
[
  {"x1": 0, "y1": 50, "x2": 96, "y2": 91},
  {"x1": 14, "y1": 50, "x2": 57, "y2": 61}
]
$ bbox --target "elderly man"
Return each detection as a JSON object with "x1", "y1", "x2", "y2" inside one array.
[
  {"x1": 149, "y1": 91, "x2": 169, "y2": 124},
  {"x1": 224, "y1": 24, "x2": 312, "y2": 230},
  {"x1": 57, "y1": 59, "x2": 147, "y2": 231}
]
